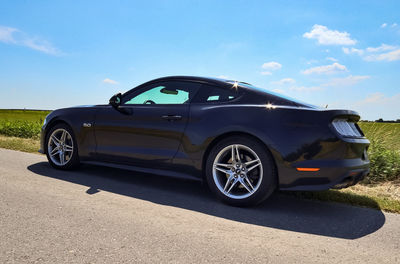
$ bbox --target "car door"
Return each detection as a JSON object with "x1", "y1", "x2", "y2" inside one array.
[{"x1": 94, "y1": 80, "x2": 201, "y2": 169}]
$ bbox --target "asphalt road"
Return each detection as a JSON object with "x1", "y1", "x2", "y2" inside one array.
[{"x1": 1, "y1": 148, "x2": 399, "y2": 263}]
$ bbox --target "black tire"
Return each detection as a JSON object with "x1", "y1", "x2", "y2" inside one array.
[
  {"x1": 45, "y1": 123, "x2": 80, "y2": 170},
  {"x1": 205, "y1": 136, "x2": 277, "y2": 207}
]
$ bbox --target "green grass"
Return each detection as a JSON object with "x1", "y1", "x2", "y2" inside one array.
[
  {"x1": 0, "y1": 135, "x2": 40, "y2": 153},
  {"x1": 358, "y1": 122, "x2": 400, "y2": 183},
  {"x1": 286, "y1": 189, "x2": 400, "y2": 214},
  {"x1": 359, "y1": 122, "x2": 400, "y2": 151}
]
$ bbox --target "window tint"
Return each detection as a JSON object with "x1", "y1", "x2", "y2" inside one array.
[
  {"x1": 235, "y1": 82, "x2": 319, "y2": 108},
  {"x1": 123, "y1": 81, "x2": 200, "y2": 105},
  {"x1": 195, "y1": 84, "x2": 239, "y2": 103}
]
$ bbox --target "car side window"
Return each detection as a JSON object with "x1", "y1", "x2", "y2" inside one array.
[
  {"x1": 123, "y1": 81, "x2": 200, "y2": 105},
  {"x1": 193, "y1": 84, "x2": 240, "y2": 103}
]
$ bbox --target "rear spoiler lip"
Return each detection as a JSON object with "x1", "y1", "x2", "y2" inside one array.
[{"x1": 324, "y1": 109, "x2": 361, "y2": 122}]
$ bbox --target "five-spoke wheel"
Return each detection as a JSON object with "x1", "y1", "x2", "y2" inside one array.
[
  {"x1": 206, "y1": 136, "x2": 276, "y2": 206},
  {"x1": 45, "y1": 124, "x2": 79, "y2": 169},
  {"x1": 48, "y1": 128, "x2": 74, "y2": 166},
  {"x1": 213, "y1": 144, "x2": 263, "y2": 199}
]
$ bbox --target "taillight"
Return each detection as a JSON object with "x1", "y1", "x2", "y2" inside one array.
[{"x1": 332, "y1": 119, "x2": 363, "y2": 137}]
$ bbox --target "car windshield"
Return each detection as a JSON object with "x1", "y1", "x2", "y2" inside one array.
[{"x1": 226, "y1": 81, "x2": 320, "y2": 109}]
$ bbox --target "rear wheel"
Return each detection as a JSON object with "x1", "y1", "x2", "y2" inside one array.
[
  {"x1": 206, "y1": 136, "x2": 277, "y2": 206},
  {"x1": 45, "y1": 123, "x2": 80, "y2": 170}
]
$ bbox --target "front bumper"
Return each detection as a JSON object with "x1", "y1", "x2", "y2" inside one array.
[{"x1": 38, "y1": 126, "x2": 46, "y2": 154}]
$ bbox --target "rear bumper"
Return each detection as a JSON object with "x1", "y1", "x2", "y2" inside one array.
[
  {"x1": 331, "y1": 168, "x2": 369, "y2": 189},
  {"x1": 279, "y1": 157, "x2": 370, "y2": 191}
]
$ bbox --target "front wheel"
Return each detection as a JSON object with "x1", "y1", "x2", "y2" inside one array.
[
  {"x1": 205, "y1": 136, "x2": 277, "y2": 206},
  {"x1": 45, "y1": 123, "x2": 80, "y2": 170}
]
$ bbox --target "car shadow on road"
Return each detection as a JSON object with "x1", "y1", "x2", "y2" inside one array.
[{"x1": 28, "y1": 162, "x2": 385, "y2": 240}]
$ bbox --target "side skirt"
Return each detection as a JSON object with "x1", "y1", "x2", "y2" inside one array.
[{"x1": 82, "y1": 160, "x2": 202, "y2": 182}]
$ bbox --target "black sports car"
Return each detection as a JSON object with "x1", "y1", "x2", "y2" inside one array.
[{"x1": 39, "y1": 76, "x2": 370, "y2": 206}]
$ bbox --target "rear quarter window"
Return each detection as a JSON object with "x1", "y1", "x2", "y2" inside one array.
[{"x1": 193, "y1": 84, "x2": 241, "y2": 103}]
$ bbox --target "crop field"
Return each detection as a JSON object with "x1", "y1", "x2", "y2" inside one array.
[
  {"x1": 359, "y1": 122, "x2": 400, "y2": 151},
  {"x1": 357, "y1": 122, "x2": 400, "y2": 183},
  {"x1": 0, "y1": 109, "x2": 50, "y2": 138},
  {"x1": 0, "y1": 109, "x2": 51, "y2": 122}
]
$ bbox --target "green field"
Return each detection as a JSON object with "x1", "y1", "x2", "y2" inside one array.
[
  {"x1": 0, "y1": 109, "x2": 51, "y2": 122},
  {"x1": 359, "y1": 122, "x2": 400, "y2": 151},
  {"x1": 0, "y1": 109, "x2": 51, "y2": 138}
]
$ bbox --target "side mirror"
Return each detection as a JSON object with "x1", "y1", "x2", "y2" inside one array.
[{"x1": 109, "y1": 93, "x2": 122, "y2": 108}]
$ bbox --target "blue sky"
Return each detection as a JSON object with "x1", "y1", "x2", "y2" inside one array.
[{"x1": 0, "y1": 0, "x2": 399, "y2": 120}]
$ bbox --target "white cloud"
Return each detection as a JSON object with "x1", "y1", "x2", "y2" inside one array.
[
  {"x1": 103, "y1": 78, "x2": 119, "y2": 85},
  {"x1": 0, "y1": 25, "x2": 61, "y2": 55},
  {"x1": 302, "y1": 62, "x2": 347, "y2": 75},
  {"x1": 381, "y1": 23, "x2": 387, "y2": 28},
  {"x1": 352, "y1": 93, "x2": 400, "y2": 120},
  {"x1": 342, "y1": 47, "x2": 364, "y2": 55},
  {"x1": 323, "y1": 75, "x2": 370, "y2": 87},
  {"x1": 326, "y1": 57, "x2": 338, "y2": 62},
  {"x1": 270, "y1": 78, "x2": 296, "y2": 85},
  {"x1": 261, "y1": 71, "x2": 272, "y2": 76},
  {"x1": 0, "y1": 26, "x2": 17, "y2": 43},
  {"x1": 391, "y1": 23, "x2": 398, "y2": 28},
  {"x1": 331, "y1": 93, "x2": 400, "y2": 120},
  {"x1": 366, "y1": 44, "x2": 397, "y2": 53},
  {"x1": 342, "y1": 43, "x2": 400, "y2": 61},
  {"x1": 261, "y1": 61, "x2": 282, "y2": 70},
  {"x1": 217, "y1": 75, "x2": 229, "y2": 79},
  {"x1": 260, "y1": 61, "x2": 281, "y2": 76},
  {"x1": 357, "y1": 93, "x2": 385, "y2": 105},
  {"x1": 303, "y1": 24, "x2": 356, "y2": 45},
  {"x1": 22, "y1": 38, "x2": 60, "y2": 55},
  {"x1": 364, "y1": 48, "x2": 400, "y2": 61}
]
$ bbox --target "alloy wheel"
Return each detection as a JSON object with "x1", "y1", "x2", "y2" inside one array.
[
  {"x1": 47, "y1": 128, "x2": 74, "y2": 166},
  {"x1": 212, "y1": 144, "x2": 263, "y2": 199}
]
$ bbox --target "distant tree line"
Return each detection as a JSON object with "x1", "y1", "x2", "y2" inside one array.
[{"x1": 360, "y1": 119, "x2": 400, "y2": 123}]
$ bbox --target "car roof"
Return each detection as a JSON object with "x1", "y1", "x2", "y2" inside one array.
[
  {"x1": 146, "y1": 75, "x2": 253, "y2": 87},
  {"x1": 122, "y1": 76, "x2": 237, "y2": 98},
  {"x1": 146, "y1": 75, "x2": 224, "y2": 85}
]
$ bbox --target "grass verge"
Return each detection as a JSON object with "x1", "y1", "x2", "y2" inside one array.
[
  {"x1": 285, "y1": 184, "x2": 400, "y2": 213},
  {"x1": 0, "y1": 134, "x2": 399, "y2": 213},
  {"x1": 0, "y1": 135, "x2": 40, "y2": 153}
]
